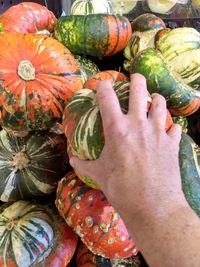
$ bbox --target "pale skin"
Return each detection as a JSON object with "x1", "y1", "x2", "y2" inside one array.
[{"x1": 70, "y1": 73, "x2": 200, "y2": 267}]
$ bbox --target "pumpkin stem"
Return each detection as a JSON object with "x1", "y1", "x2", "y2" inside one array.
[
  {"x1": 12, "y1": 148, "x2": 30, "y2": 171},
  {"x1": 18, "y1": 60, "x2": 35, "y2": 81},
  {"x1": 6, "y1": 220, "x2": 15, "y2": 230}
]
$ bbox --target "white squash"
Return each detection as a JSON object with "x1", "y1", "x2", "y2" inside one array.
[
  {"x1": 110, "y1": 0, "x2": 137, "y2": 14},
  {"x1": 70, "y1": 0, "x2": 113, "y2": 15},
  {"x1": 146, "y1": 0, "x2": 177, "y2": 14}
]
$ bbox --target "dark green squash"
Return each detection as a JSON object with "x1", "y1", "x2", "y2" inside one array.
[
  {"x1": 130, "y1": 48, "x2": 200, "y2": 116},
  {"x1": 55, "y1": 14, "x2": 132, "y2": 57},
  {"x1": 179, "y1": 133, "x2": 200, "y2": 217},
  {"x1": 0, "y1": 129, "x2": 67, "y2": 202},
  {"x1": 74, "y1": 55, "x2": 100, "y2": 83}
]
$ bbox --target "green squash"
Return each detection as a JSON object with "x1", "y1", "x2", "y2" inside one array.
[
  {"x1": 54, "y1": 14, "x2": 132, "y2": 57},
  {"x1": 0, "y1": 129, "x2": 67, "y2": 202},
  {"x1": 123, "y1": 13, "x2": 166, "y2": 71},
  {"x1": 179, "y1": 133, "x2": 200, "y2": 217},
  {"x1": 74, "y1": 55, "x2": 100, "y2": 83},
  {"x1": 172, "y1": 116, "x2": 188, "y2": 133},
  {"x1": 130, "y1": 48, "x2": 200, "y2": 116}
]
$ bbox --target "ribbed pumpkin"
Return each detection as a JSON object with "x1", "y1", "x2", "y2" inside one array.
[
  {"x1": 0, "y1": 32, "x2": 83, "y2": 132},
  {"x1": 123, "y1": 13, "x2": 166, "y2": 71},
  {"x1": 130, "y1": 48, "x2": 200, "y2": 116},
  {"x1": 0, "y1": 2, "x2": 57, "y2": 35},
  {"x1": 0, "y1": 129, "x2": 67, "y2": 202},
  {"x1": 76, "y1": 242, "x2": 142, "y2": 267},
  {"x1": 84, "y1": 70, "x2": 128, "y2": 89},
  {"x1": 0, "y1": 200, "x2": 78, "y2": 267},
  {"x1": 70, "y1": 0, "x2": 113, "y2": 15},
  {"x1": 56, "y1": 171, "x2": 139, "y2": 259},
  {"x1": 55, "y1": 14, "x2": 132, "y2": 57},
  {"x1": 63, "y1": 81, "x2": 173, "y2": 187}
]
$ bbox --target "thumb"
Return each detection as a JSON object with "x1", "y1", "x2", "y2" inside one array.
[{"x1": 69, "y1": 156, "x2": 100, "y2": 184}]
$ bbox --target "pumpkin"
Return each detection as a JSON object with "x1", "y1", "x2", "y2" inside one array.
[
  {"x1": 0, "y1": 2, "x2": 56, "y2": 35},
  {"x1": 155, "y1": 27, "x2": 200, "y2": 89},
  {"x1": 56, "y1": 171, "x2": 139, "y2": 259},
  {"x1": 179, "y1": 133, "x2": 200, "y2": 217},
  {"x1": 0, "y1": 32, "x2": 83, "y2": 132},
  {"x1": 70, "y1": 0, "x2": 113, "y2": 15},
  {"x1": 84, "y1": 70, "x2": 128, "y2": 89},
  {"x1": 123, "y1": 13, "x2": 166, "y2": 71},
  {"x1": 0, "y1": 200, "x2": 78, "y2": 267},
  {"x1": 76, "y1": 241, "x2": 142, "y2": 267},
  {"x1": 55, "y1": 14, "x2": 132, "y2": 57},
  {"x1": 130, "y1": 48, "x2": 200, "y2": 116},
  {"x1": 74, "y1": 55, "x2": 100, "y2": 84},
  {"x1": 63, "y1": 81, "x2": 173, "y2": 187},
  {"x1": 0, "y1": 129, "x2": 67, "y2": 202}
]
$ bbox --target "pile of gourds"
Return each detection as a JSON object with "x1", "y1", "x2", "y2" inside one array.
[{"x1": 0, "y1": 1, "x2": 199, "y2": 267}]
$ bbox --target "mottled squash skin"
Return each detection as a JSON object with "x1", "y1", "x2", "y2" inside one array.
[
  {"x1": 0, "y1": 32, "x2": 83, "y2": 131},
  {"x1": 56, "y1": 171, "x2": 139, "y2": 259},
  {"x1": 0, "y1": 200, "x2": 78, "y2": 267},
  {"x1": 0, "y1": 2, "x2": 57, "y2": 34},
  {"x1": 55, "y1": 14, "x2": 132, "y2": 57}
]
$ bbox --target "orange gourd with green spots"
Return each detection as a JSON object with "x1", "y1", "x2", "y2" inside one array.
[{"x1": 0, "y1": 32, "x2": 83, "y2": 132}]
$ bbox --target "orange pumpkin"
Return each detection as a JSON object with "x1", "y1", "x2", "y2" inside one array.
[
  {"x1": 0, "y1": 32, "x2": 83, "y2": 132},
  {"x1": 84, "y1": 70, "x2": 128, "y2": 89},
  {"x1": 0, "y1": 2, "x2": 56, "y2": 34}
]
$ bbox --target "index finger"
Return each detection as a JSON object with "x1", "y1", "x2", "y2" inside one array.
[{"x1": 97, "y1": 80, "x2": 123, "y2": 133}]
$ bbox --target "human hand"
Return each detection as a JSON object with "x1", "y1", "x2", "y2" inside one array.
[{"x1": 70, "y1": 73, "x2": 186, "y2": 218}]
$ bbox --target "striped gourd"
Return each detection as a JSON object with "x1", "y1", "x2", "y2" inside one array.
[
  {"x1": 156, "y1": 27, "x2": 200, "y2": 89},
  {"x1": 0, "y1": 129, "x2": 67, "y2": 202},
  {"x1": 70, "y1": 0, "x2": 113, "y2": 15},
  {"x1": 63, "y1": 80, "x2": 172, "y2": 187},
  {"x1": 130, "y1": 48, "x2": 200, "y2": 116},
  {"x1": 123, "y1": 14, "x2": 166, "y2": 71},
  {"x1": 0, "y1": 200, "x2": 78, "y2": 267},
  {"x1": 74, "y1": 55, "x2": 100, "y2": 84},
  {"x1": 56, "y1": 171, "x2": 139, "y2": 259},
  {"x1": 55, "y1": 14, "x2": 132, "y2": 57}
]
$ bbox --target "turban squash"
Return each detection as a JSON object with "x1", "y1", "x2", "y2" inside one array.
[
  {"x1": 0, "y1": 32, "x2": 83, "y2": 132},
  {"x1": 0, "y1": 2, "x2": 57, "y2": 34},
  {"x1": 0, "y1": 129, "x2": 67, "y2": 202},
  {"x1": 56, "y1": 171, "x2": 138, "y2": 259},
  {"x1": 55, "y1": 14, "x2": 132, "y2": 57},
  {"x1": 0, "y1": 200, "x2": 78, "y2": 267},
  {"x1": 63, "y1": 80, "x2": 173, "y2": 187}
]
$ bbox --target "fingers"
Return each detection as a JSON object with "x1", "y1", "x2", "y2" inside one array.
[
  {"x1": 69, "y1": 156, "x2": 100, "y2": 184},
  {"x1": 97, "y1": 80, "x2": 123, "y2": 135},
  {"x1": 148, "y1": 93, "x2": 167, "y2": 131},
  {"x1": 128, "y1": 73, "x2": 149, "y2": 121}
]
